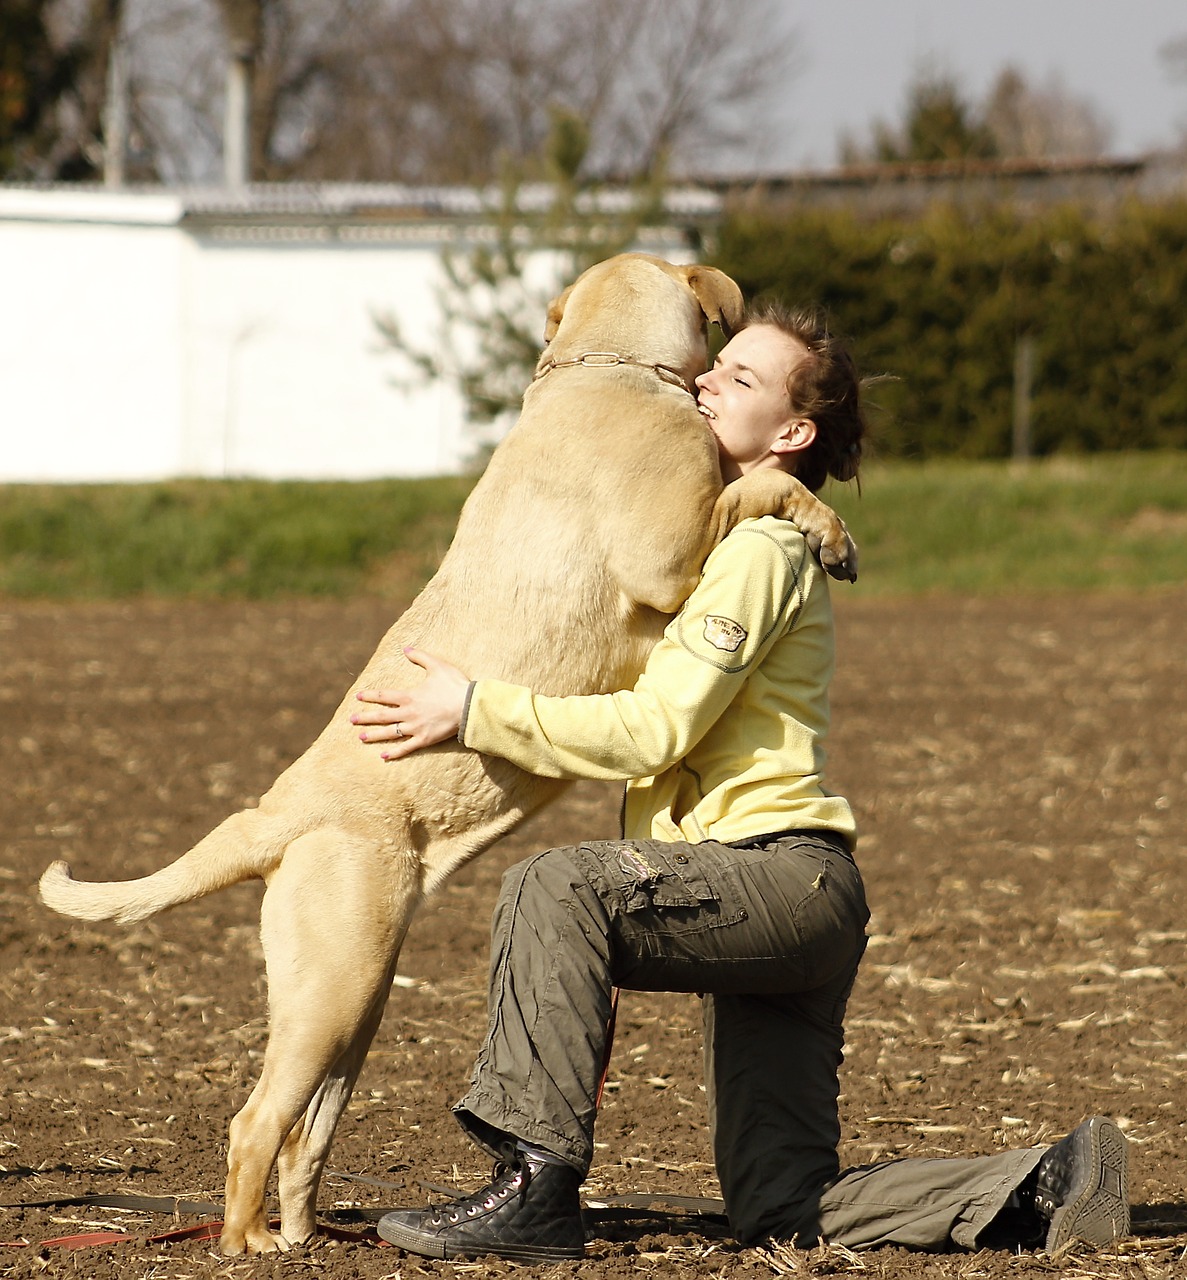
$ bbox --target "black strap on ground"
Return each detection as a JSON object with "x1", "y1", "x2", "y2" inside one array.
[
  {"x1": 0, "y1": 1193, "x2": 223, "y2": 1215},
  {"x1": 1, "y1": 1172, "x2": 728, "y2": 1227}
]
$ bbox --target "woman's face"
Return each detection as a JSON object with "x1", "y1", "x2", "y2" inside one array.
[{"x1": 694, "y1": 324, "x2": 814, "y2": 484}]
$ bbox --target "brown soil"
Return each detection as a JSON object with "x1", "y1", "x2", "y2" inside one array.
[{"x1": 1, "y1": 591, "x2": 1185, "y2": 1279}]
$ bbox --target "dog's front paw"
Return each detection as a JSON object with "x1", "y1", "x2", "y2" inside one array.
[
  {"x1": 779, "y1": 482, "x2": 858, "y2": 583},
  {"x1": 219, "y1": 1222, "x2": 292, "y2": 1256},
  {"x1": 817, "y1": 521, "x2": 859, "y2": 583}
]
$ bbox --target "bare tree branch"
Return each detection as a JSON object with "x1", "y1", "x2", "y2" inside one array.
[{"x1": 59, "y1": 0, "x2": 800, "y2": 184}]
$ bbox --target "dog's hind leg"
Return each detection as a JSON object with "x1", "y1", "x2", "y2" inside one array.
[
  {"x1": 218, "y1": 827, "x2": 420, "y2": 1256},
  {"x1": 274, "y1": 990, "x2": 391, "y2": 1245}
]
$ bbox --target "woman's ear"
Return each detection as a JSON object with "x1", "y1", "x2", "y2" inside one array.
[{"x1": 772, "y1": 418, "x2": 817, "y2": 454}]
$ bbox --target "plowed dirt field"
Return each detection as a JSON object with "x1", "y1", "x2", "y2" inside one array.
[{"x1": 2, "y1": 591, "x2": 1184, "y2": 1278}]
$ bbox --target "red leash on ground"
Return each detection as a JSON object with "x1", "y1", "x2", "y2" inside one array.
[
  {"x1": 4, "y1": 1216, "x2": 388, "y2": 1251},
  {"x1": 596, "y1": 987, "x2": 621, "y2": 1107},
  {"x1": 0, "y1": 1192, "x2": 390, "y2": 1251}
]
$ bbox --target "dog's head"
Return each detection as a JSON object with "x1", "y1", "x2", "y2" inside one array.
[{"x1": 541, "y1": 255, "x2": 744, "y2": 378}]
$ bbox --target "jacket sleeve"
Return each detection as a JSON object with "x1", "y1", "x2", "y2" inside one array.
[{"x1": 460, "y1": 523, "x2": 811, "y2": 780}]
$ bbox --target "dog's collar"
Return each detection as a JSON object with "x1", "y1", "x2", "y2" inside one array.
[{"x1": 533, "y1": 351, "x2": 695, "y2": 397}]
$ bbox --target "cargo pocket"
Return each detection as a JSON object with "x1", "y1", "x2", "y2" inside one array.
[{"x1": 577, "y1": 839, "x2": 745, "y2": 934}]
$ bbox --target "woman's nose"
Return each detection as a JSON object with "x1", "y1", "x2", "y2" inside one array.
[{"x1": 695, "y1": 369, "x2": 712, "y2": 391}]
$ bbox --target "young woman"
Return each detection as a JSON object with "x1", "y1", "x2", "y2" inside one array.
[{"x1": 350, "y1": 302, "x2": 1128, "y2": 1262}]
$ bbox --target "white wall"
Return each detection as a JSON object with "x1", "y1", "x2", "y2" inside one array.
[
  {"x1": 0, "y1": 195, "x2": 471, "y2": 482},
  {"x1": 2, "y1": 199, "x2": 188, "y2": 481},
  {"x1": 0, "y1": 188, "x2": 707, "y2": 482},
  {"x1": 178, "y1": 235, "x2": 464, "y2": 480}
]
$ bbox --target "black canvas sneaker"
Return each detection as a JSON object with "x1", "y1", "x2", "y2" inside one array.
[
  {"x1": 377, "y1": 1157, "x2": 585, "y2": 1262},
  {"x1": 1033, "y1": 1116, "x2": 1130, "y2": 1252}
]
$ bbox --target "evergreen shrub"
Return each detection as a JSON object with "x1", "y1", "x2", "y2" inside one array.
[{"x1": 715, "y1": 200, "x2": 1187, "y2": 460}]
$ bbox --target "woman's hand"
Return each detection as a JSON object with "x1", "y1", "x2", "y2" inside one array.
[{"x1": 352, "y1": 647, "x2": 471, "y2": 760}]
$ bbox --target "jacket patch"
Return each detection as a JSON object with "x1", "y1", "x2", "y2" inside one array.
[{"x1": 703, "y1": 614, "x2": 747, "y2": 653}]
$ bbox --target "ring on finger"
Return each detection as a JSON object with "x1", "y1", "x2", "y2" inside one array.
[{"x1": 394, "y1": 722, "x2": 404, "y2": 738}]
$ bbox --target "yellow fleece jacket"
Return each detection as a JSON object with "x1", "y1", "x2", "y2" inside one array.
[{"x1": 460, "y1": 515, "x2": 856, "y2": 848}]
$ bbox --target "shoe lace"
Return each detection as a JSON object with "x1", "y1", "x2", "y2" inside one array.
[{"x1": 426, "y1": 1159, "x2": 530, "y2": 1227}]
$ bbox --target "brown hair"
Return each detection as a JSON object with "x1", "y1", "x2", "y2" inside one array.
[{"x1": 742, "y1": 299, "x2": 866, "y2": 493}]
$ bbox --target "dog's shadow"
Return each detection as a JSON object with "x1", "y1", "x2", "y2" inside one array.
[{"x1": 0, "y1": 1160, "x2": 160, "y2": 1183}]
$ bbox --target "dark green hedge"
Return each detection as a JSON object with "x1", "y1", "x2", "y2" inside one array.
[{"x1": 715, "y1": 200, "x2": 1187, "y2": 460}]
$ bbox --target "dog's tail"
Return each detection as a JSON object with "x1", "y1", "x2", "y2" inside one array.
[{"x1": 39, "y1": 807, "x2": 288, "y2": 926}]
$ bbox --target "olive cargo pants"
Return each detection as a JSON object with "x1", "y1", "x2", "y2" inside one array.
[{"x1": 450, "y1": 834, "x2": 1043, "y2": 1248}]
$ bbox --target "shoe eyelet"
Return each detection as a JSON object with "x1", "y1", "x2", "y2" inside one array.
[{"x1": 448, "y1": 1211, "x2": 461, "y2": 1224}]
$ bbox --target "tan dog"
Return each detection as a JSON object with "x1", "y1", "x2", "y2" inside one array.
[{"x1": 39, "y1": 253, "x2": 855, "y2": 1255}]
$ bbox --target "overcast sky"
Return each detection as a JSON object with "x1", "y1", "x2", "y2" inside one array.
[{"x1": 766, "y1": 0, "x2": 1187, "y2": 171}]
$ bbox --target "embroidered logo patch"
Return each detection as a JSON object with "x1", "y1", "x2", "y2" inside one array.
[{"x1": 703, "y1": 614, "x2": 747, "y2": 652}]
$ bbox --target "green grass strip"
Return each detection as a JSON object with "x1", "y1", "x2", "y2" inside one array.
[
  {"x1": 0, "y1": 477, "x2": 474, "y2": 599},
  {"x1": 826, "y1": 451, "x2": 1187, "y2": 596},
  {"x1": 0, "y1": 453, "x2": 1184, "y2": 600}
]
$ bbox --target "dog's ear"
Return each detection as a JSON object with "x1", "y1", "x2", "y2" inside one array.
[
  {"x1": 683, "y1": 267, "x2": 745, "y2": 338},
  {"x1": 543, "y1": 284, "x2": 574, "y2": 344}
]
